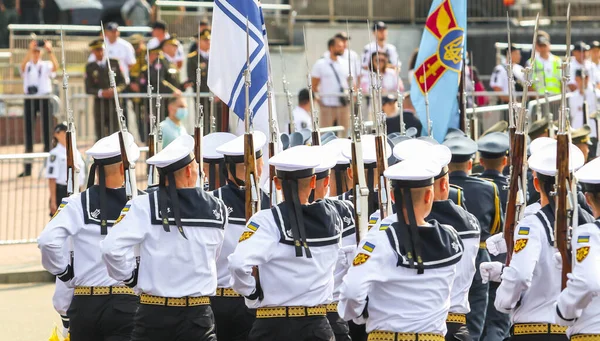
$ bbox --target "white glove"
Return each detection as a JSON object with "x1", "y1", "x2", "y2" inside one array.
[
  {"x1": 553, "y1": 252, "x2": 563, "y2": 270},
  {"x1": 480, "y1": 261, "x2": 504, "y2": 284},
  {"x1": 486, "y1": 233, "x2": 507, "y2": 256},
  {"x1": 341, "y1": 245, "x2": 357, "y2": 269}
]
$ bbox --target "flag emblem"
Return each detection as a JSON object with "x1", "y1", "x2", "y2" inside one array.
[
  {"x1": 362, "y1": 242, "x2": 376, "y2": 253},
  {"x1": 578, "y1": 235, "x2": 590, "y2": 243},
  {"x1": 518, "y1": 227, "x2": 530, "y2": 235},
  {"x1": 248, "y1": 222, "x2": 260, "y2": 231}
]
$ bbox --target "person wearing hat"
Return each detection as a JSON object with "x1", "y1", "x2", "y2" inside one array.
[
  {"x1": 572, "y1": 124, "x2": 594, "y2": 162},
  {"x1": 491, "y1": 44, "x2": 525, "y2": 107},
  {"x1": 185, "y1": 29, "x2": 211, "y2": 132},
  {"x1": 101, "y1": 134, "x2": 227, "y2": 341},
  {"x1": 361, "y1": 21, "x2": 398, "y2": 70},
  {"x1": 88, "y1": 23, "x2": 136, "y2": 84},
  {"x1": 228, "y1": 145, "x2": 342, "y2": 340},
  {"x1": 488, "y1": 139, "x2": 594, "y2": 341},
  {"x1": 382, "y1": 93, "x2": 423, "y2": 136},
  {"x1": 189, "y1": 20, "x2": 211, "y2": 54},
  {"x1": 338, "y1": 155, "x2": 463, "y2": 341},
  {"x1": 291, "y1": 88, "x2": 313, "y2": 133},
  {"x1": 209, "y1": 132, "x2": 271, "y2": 341},
  {"x1": 530, "y1": 30, "x2": 561, "y2": 95},
  {"x1": 202, "y1": 132, "x2": 236, "y2": 191},
  {"x1": 19, "y1": 38, "x2": 59, "y2": 176},
  {"x1": 322, "y1": 138, "x2": 352, "y2": 197},
  {"x1": 569, "y1": 41, "x2": 593, "y2": 92},
  {"x1": 528, "y1": 116, "x2": 554, "y2": 141},
  {"x1": 145, "y1": 37, "x2": 182, "y2": 119},
  {"x1": 554, "y1": 157, "x2": 600, "y2": 339},
  {"x1": 589, "y1": 41, "x2": 600, "y2": 87},
  {"x1": 569, "y1": 69, "x2": 598, "y2": 159},
  {"x1": 443, "y1": 135, "x2": 503, "y2": 341},
  {"x1": 148, "y1": 20, "x2": 185, "y2": 69},
  {"x1": 85, "y1": 39, "x2": 127, "y2": 140},
  {"x1": 38, "y1": 132, "x2": 141, "y2": 341},
  {"x1": 45, "y1": 123, "x2": 86, "y2": 216},
  {"x1": 161, "y1": 35, "x2": 183, "y2": 71}
]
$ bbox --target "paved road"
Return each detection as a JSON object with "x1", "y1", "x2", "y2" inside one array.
[{"x1": 0, "y1": 283, "x2": 63, "y2": 341}]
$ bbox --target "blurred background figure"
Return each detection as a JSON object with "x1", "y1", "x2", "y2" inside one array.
[
  {"x1": 361, "y1": 21, "x2": 398, "y2": 69},
  {"x1": 160, "y1": 96, "x2": 189, "y2": 148},
  {"x1": 292, "y1": 88, "x2": 312, "y2": 132},
  {"x1": 121, "y1": 0, "x2": 152, "y2": 27},
  {"x1": 0, "y1": 0, "x2": 19, "y2": 48}
]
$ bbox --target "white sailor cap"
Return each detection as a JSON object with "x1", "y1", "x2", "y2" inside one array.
[
  {"x1": 393, "y1": 139, "x2": 451, "y2": 168},
  {"x1": 528, "y1": 141, "x2": 585, "y2": 176},
  {"x1": 147, "y1": 134, "x2": 194, "y2": 171},
  {"x1": 341, "y1": 134, "x2": 391, "y2": 164},
  {"x1": 86, "y1": 132, "x2": 140, "y2": 163},
  {"x1": 216, "y1": 131, "x2": 266, "y2": 160},
  {"x1": 322, "y1": 138, "x2": 351, "y2": 165},
  {"x1": 269, "y1": 145, "x2": 320, "y2": 176},
  {"x1": 575, "y1": 157, "x2": 600, "y2": 192},
  {"x1": 384, "y1": 158, "x2": 442, "y2": 187},
  {"x1": 529, "y1": 137, "x2": 554, "y2": 156},
  {"x1": 313, "y1": 146, "x2": 337, "y2": 175},
  {"x1": 203, "y1": 132, "x2": 236, "y2": 160}
]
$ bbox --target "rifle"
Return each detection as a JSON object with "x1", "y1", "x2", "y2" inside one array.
[
  {"x1": 347, "y1": 21, "x2": 370, "y2": 243},
  {"x1": 155, "y1": 54, "x2": 163, "y2": 152},
  {"x1": 280, "y1": 46, "x2": 295, "y2": 134},
  {"x1": 396, "y1": 61, "x2": 405, "y2": 135},
  {"x1": 506, "y1": 13, "x2": 516, "y2": 161},
  {"x1": 423, "y1": 63, "x2": 433, "y2": 137},
  {"x1": 194, "y1": 22, "x2": 205, "y2": 185},
  {"x1": 243, "y1": 19, "x2": 260, "y2": 221},
  {"x1": 209, "y1": 91, "x2": 216, "y2": 133},
  {"x1": 505, "y1": 14, "x2": 539, "y2": 264},
  {"x1": 469, "y1": 51, "x2": 478, "y2": 141},
  {"x1": 555, "y1": 5, "x2": 573, "y2": 290},
  {"x1": 146, "y1": 48, "x2": 158, "y2": 186},
  {"x1": 266, "y1": 50, "x2": 279, "y2": 207},
  {"x1": 101, "y1": 23, "x2": 138, "y2": 200},
  {"x1": 460, "y1": 52, "x2": 469, "y2": 135},
  {"x1": 303, "y1": 26, "x2": 320, "y2": 145},
  {"x1": 60, "y1": 29, "x2": 79, "y2": 196}
]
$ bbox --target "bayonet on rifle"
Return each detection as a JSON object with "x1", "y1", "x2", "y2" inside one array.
[
  {"x1": 396, "y1": 61, "x2": 405, "y2": 135},
  {"x1": 101, "y1": 22, "x2": 138, "y2": 200},
  {"x1": 195, "y1": 23, "x2": 205, "y2": 186},
  {"x1": 303, "y1": 26, "x2": 320, "y2": 145},
  {"x1": 280, "y1": 46, "x2": 295, "y2": 134},
  {"x1": 147, "y1": 47, "x2": 158, "y2": 186},
  {"x1": 266, "y1": 47, "x2": 279, "y2": 207},
  {"x1": 60, "y1": 28, "x2": 79, "y2": 196},
  {"x1": 423, "y1": 63, "x2": 432, "y2": 137}
]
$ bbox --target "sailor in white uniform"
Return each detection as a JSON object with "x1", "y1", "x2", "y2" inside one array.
[
  {"x1": 555, "y1": 157, "x2": 600, "y2": 339},
  {"x1": 38, "y1": 132, "x2": 141, "y2": 341},
  {"x1": 338, "y1": 156, "x2": 463, "y2": 341},
  {"x1": 321, "y1": 137, "x2": 352, "y2": 197},
  {"x1": 202, "y1": 132, "x2": 236, "y2": 191},
  {"x1": 101, "y1": 135, "x2": 228, "y2": 341},
  {"x1": 228, "y1": 145, "x2": 343, "y2": 341}
]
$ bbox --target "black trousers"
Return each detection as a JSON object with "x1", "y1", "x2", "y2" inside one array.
[
  {"x1": 67, "y1": 294, "x2": 138, "y2": 341},
  {"x1": 210, "y1": 296, "x2": 255, "y2": 341},
  {"x1": 24, "y1": 98, "x2": 51, "y2": 166},
  {"x1": 349, "y1": 320, "x2": 367, "y2": 341},
  {"x1": 131, "y1": 304, "x2": 216, "y2": 341},
  {"x1": 94, "y1": 99, "x2": 120, "y2": 140},
  {"x1": 326, "y1": 311, "x2": 351, "y2": 341},
  {"x1": 446, "y1": 322, "x2": 471, "y2": 341},
  {"x1": 248, "y1": 315, "x2": 334, "y2": 341}
]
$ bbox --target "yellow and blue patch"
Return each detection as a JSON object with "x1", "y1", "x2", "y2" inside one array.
[
  {"x1": 362, "y1": 242, "x2": 376, "y2": 253},
  {"x1": 369, "y1": 217, "x2": 378, "y2": 225},
  {"x1": 247, "y1": 221, "x2": 260, "y2": 231},
  {"x1": 51, "y1": 200, "x2": 68, "y2": 219},
  {"x1": 518, "y1": 227, "x2": 530, "y2": 235},
  {"x1": 379, "y1": 224, "x2": 390, "y2": 231},
  {"x1": 578, "y1": 235, "x2": 590, "y2": 243},
  {"x1": 114, "y1": 205, "x2": 131, "y2": 225},
  {"x1": 238, "y1": 231, "x2": 254, "y2": 242}
]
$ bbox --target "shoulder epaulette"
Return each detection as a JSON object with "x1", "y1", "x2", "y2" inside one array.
[
  {"x1": 450, "y1": 184, "x2": 464, "y2": 190},
  {"x1": 187, "y1": 50, "x2": 198, "y2": 58}
]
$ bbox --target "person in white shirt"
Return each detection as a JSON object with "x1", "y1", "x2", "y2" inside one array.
[
  {"x1": 327, "y1": 32, "x2": 361, "y2": 80},
  {"x1": 361, "y1": 21, "x2": 399, "y2": 70},
  {"x1": 147, "y1": 20, "x2": 185, "y2": 69},
  {"x1": 19, "y1": 39, "x2": 58, "y2": 176},
  {"x1": 490, "y1": 44, "x2": 525, "y2": 105},
  {"x1": 360, "y1": 51, "x2": 403, "y2": 96},
  {"x1": 88, "y1": 22, "x2": 136, "y2": 84},
  {"x1": 291, "y1": 89, "x2": 313, "y2": 132},
  {"x1": 312, "y1": 37, "x2": 350, "y2": 136},
  {"x1": 569, "y1": 41, "x2": 594, "y2": 92},
  {"x1": 589, "y1": 41, "x2": 600, "y2": 88},
  {"x1": 45, "y1": 123, "x2": 86, "y2": 216},
  {"x1": 569, "y1": 69, "x2": 599, "y2": 159}
]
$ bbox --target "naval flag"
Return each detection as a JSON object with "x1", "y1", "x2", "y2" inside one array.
[
  {"x1": 410, "y1": 0, "x2": 467, "y2": 142},
  {"x1": 208, "y1": 0, "x2": 273, "y2": 137}
]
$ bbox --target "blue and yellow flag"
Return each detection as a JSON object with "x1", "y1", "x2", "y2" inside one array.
[{"x1": 410, "y1": 0, "x2": 467, "y2": 142}]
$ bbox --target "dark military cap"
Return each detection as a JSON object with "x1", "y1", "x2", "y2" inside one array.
[
  {"x1": 572, "y1": 124, "x2": 592, "y2": 145},
  {"x1": 536, "y1": 30, "x2": 550, "y2": 45},
  {"x1": 481, "y1": 120, "x2": 508, "y2": 137},
  {"x1": 151, "y1": 20, "x2": 168, "y2": 30},
  {"x1": 89, "y1": 39, "x2": 104, "y2": 50},
  {"x1": 54, "y1": 122, "x2": 68, "y2": 133},
  {"x1": 528, "y1": 117, "x2": 551, "y2": 139},
  {"x1": 289, "y1": 132, "x2": 305, "y2": 148},
  {"x1": 573, "y1": 41, "x2": 590, "y2": 52},
  {"x1": 280, "y1": 133, "x2": 290, "y2": 150},
  {"x1": 334, "y1": 31, "x2": 349, "y2": 41},
  {"x1": 503, "y1": 43, "x2": 520, "y2": 55},
  {"x1": 382, "y1": 94, "x2": 397, "y2": 106},
  {"x1": 444, "y1": 127, "x2": 467, "y2": 141},
  {"x1": 373, "y1": 21, "x2": 387, "y2": 31},
  {"x1": 443, "y1": 136, "x2": 478, "y2": 163},
  {"x1": 195, "y1": 29, "x2": 211, "y2": 40},
  {"x1": 106, "y1": 22, "x2": 119, "y2": 31},
  {"x1": 477, "y1": 132, "x2": 509, "y2": 159},
  {"x1": 590, "y1": 41, "x2": 600, "y2": 49},
  {"x1": 321, "y1": 131, "x2": 337, "y2": 145},
  {"x1": 299, "y1": 128, "x2": 312, "y2": 144},
  {"x1": 160, "y1": 35, "x2": 179, "y2": 48},
  {"x1": 387, "y1": 134, "x2": 413, "y2": 166}
]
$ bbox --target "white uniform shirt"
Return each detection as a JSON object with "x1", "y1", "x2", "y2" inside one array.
[
  {"x1": 38, "y1": 191, "x2": 134, "y2": 287},
  {"x1": 148, "y1": 34, "x2": 185, "y2": 62},
  {"x1": 52, "y1": 238, "x2": 74, "y2": 316},
  {"x1": 569, "y1": 88, "x2": 598, "y2": 138},
  {"x1": 292, "y1": 106, "x2": 312, "y2": 131},
  {"x1": 45, "y1": 144, "x2": 86, "y2": 186},
  {"x1": 359, "y1": 68, "x2": 401, "y2": 95},
  {"x1": 338, "y1": 214, "x2": 457, "y2": 334},
  {"x1": 101, "y1": 190, "x2": 227, "y2": 297},
  {"x1": 495, "y1": 206, "x2": 561, "y2": 324},
  {"x1": 490, "y1": 63, "x2": 525, "y2": 94},
  {"x1": 570, "y1": 59, "x2": 594, "y2": 88},
  {"x1": 323, "y1": 49, "x2": 361, "y2": 80},
  {"x1": 555, "y1": 220, "x2": 600, "y2": 337},
  {"x1": 449, "y1": 226, "x2": 479, "y2": 314},
  {"x1": 590, "y1": 61, "x2": 600, "y2": 87},
  {"x1": 21, "y1": 60, "x2": 54, "y2": 95},
  {"x1": 361, "y1": 41, "x2": 399, "y2": 68},
  {"x1": 88, "y1": 38, "x2": 136, "y2": 82},
  {"x1": 228, "y1": 207, "x2": 341, "y2": 308},
  {"x1": 311, "y1": 55, "x2": 350, "y2": 107}
]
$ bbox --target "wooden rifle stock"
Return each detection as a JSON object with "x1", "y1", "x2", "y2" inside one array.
[
  {"x1": 244, "y1": 133, "x2": 259, "y2": 221},
  {"x1": 66, "y1": 130, "x2": 76, "y2": 194},
  {"x1": 555, "y1": 133, "x2": 571, "y2": 289},
  {"x1": 504, "y1": 132, "x2": 525, "y2": 265},
  {"x1": 269, "y1": 140, "x2": 276, "y2": 206},
  {"x1": 194, "y1": 127, "x2": 202, "y2": 165}
]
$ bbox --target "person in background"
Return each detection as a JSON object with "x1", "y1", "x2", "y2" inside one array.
[
  {"x1": 531, "y1": 30, "x2": 561, "y2": 96},
  {"x1": 490, "y1": 43, "x2": 525, "y2": 108},
  {"x1": 311, "y1": 37, "x2": 350, "y2": 136},
  {"x1": 361, "y1": 21, "x2": 398, "y2": 69},
  {"x1": 569, "y1": 41, "x2": 593, "y2": 92},
  {"x1": 160, "y1": 35, "x2": 182, "y2": 70},
  {"x1": 88, "y1": 23, "x2": 136, "y2": 84},
  {"x1": 185, "y1": 29, "x2": 210, "y2": 131},
  {"x1": 0, "y1": 0, "x2": 19, "y2": 48},
  {"x1": 589, "y1": 41, "x2": 600, "y2": 88},
  {"x1": 384, "y1": 94, "x2": 422, "y2": 136},
  {"x1": 146, "y1": 39, "x2": 181, "y2": 120},
  {"x1": 160, "y1": 97, "x2": 189, "y2": 148},
  {"x1": 121, "y1": 0, "x2": 152, "y2": 27},
  {"x1": 45, "y1": 123, "x2": 85, "y2": 216},
  {"x1": 19, "y1": 39, "x2": 58, "y2": 176},
  {"x1": 569, "y1": 69, "x2": 598, "y2": 159},
  {"x1": 188, "y1": 20, "x2": 210, "y2": 54},
  {"x1": 292, "y1": 89, "x2": 312, "y2": 132},
  {"x1": 572, "y1": 125, "x2": 594, "y2": 163},
  {"x1": 19, "y1": 0, "x2": 40, "y2": 26},
  {"x1": 147, "y1": 20, "x2": 184, "y2": 69},
  {"x1": 127, "y1": 34, "x2": 149, "y2": 140},
  {"x1": 360, "y1": 51, "x2": 403, "y2": 95}
]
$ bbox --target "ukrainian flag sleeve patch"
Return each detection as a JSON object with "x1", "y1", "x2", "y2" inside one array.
[
  {"x1": 577, "y1": 235, "x2": 590, "y2": 243},
  {"x1": 51, "y1": 200, "x2": 68, "y2": 219},
  {"x1": 362, "y1": 242, "x2": 375, "y2": 253},
  {"x1": 518, "y1": 227, "x2": 530, "y2": 235}
]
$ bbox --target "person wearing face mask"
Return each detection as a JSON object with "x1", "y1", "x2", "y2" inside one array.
[{"x1": 160, "y1": 97, "x2": 189, "y2": 148}]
